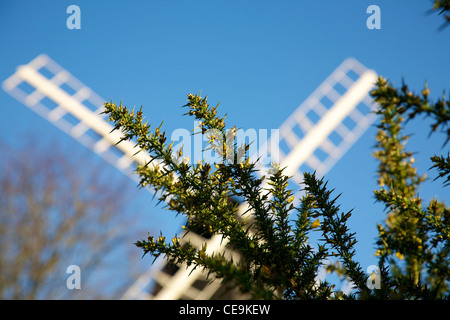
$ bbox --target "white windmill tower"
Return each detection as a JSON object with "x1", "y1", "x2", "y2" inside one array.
[{"x1": 2, "y1": 54, "x2": 377, "y2": 300}]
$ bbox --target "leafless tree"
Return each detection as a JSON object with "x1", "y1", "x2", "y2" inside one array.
[{"x1": 0, "y1": 137, "x2": 144, "y2": 299}]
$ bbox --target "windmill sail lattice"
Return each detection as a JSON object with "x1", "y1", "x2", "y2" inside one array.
[
  {"x1": 3, "y1": 54, "x2": 377, "y2": 300},
  {"x1": 256, "y1": 57, "x2": 377, "y2": 186},
  {"x1": 2, "y1": 54, "x2": 151, "y2": 182}
]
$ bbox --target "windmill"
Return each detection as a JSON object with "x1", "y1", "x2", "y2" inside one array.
[{"x1": 2, "y1": 54, "x2": 377, "y2": 300}]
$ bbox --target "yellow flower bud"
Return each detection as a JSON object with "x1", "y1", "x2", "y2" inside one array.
[
  {"x1": 310, "y1": 219, "x2": 321, "y2": 229},
  {"x1": 262, "y1": 265, "x2": 271, "y2": 278}
]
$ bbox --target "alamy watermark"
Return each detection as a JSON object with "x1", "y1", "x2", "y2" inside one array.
[
  {"x1": 366, "y1": 265, "x2": 381, "y2": 289},
  {"x1": 366, "y1": 5, "x2": 381, "y2": 30},
  {"x1": 66, "y1": 265, "x2": 81, "y2": 290},
  {"x1": 66, "y1": 5, "x2": 81, "y2": 30}
]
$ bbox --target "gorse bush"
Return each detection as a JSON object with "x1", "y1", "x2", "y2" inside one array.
[
  {"x1": 104, "y1": 93, "x2": 368, "y2": 299},
  {"x1": 103, "y1": 76, "x2": 449, "y2": 299}
]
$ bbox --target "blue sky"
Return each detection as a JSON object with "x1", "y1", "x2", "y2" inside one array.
[{"x1": 1, "y1": 0, "x2": 449, "y2": 298}]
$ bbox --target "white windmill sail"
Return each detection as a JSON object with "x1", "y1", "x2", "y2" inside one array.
[
  {"x1": 2, "y1": 54, "x2": 377, "y2": 300},
  {"x1": 1, "y1": 54, "x2": 153, "y2": 182},
  {"x1": 255, "y1": 57, "x2": 377, "y2": 186}
]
